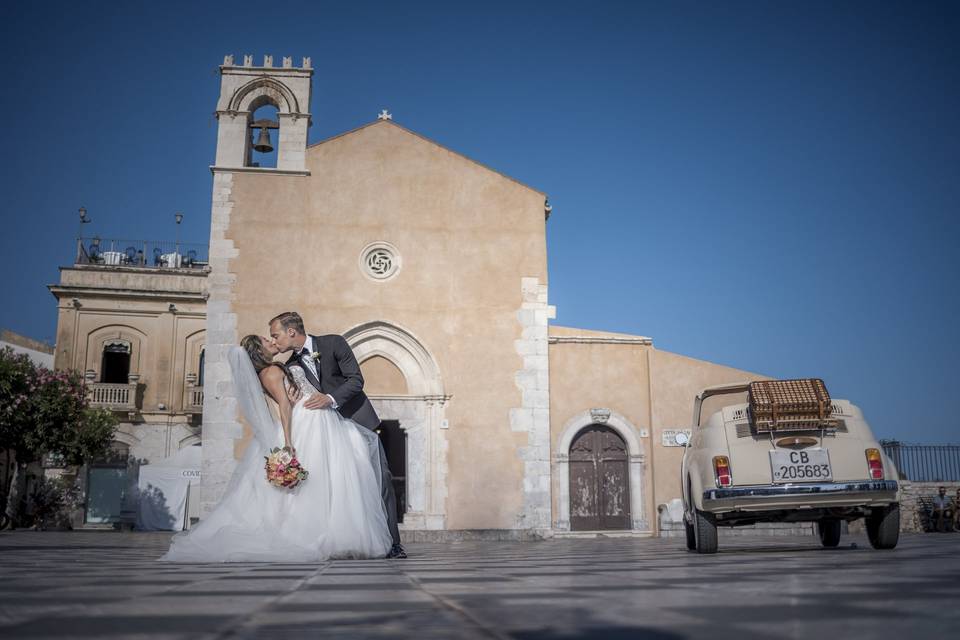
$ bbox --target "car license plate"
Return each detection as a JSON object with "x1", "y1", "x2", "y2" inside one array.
[{"x1": 769, "y1": 448, "x2": 832, "y2": 483}]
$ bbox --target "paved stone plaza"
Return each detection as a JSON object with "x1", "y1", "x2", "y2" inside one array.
[{"x1": 1, "y1": 531, "x2": 958, "y2": 639}]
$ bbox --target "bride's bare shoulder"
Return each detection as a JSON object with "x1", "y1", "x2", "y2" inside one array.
[{"x1": 258, "y1": 364, "x2": 286, "y2": 384}]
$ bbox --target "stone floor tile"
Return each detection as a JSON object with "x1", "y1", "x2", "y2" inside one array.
[{"x1": 1, "y1": 531, "x2": 959, "y2": 639}]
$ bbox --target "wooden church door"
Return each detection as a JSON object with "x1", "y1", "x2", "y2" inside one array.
[{"x1": 569, "y1": 424, "x2": 630, "y2": 531}]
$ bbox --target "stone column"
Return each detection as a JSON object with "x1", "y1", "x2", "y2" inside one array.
[
  {"x1": 277, "y1": 114, "x2": 309, "y2": 171},
  {"x1": 629, "y1": 453, "x2": 649, "y2": 530},
  {"x1": 511, "y1": 277, "x2": 555, "y2": 530},
  {"x1": 214, "y1": 112, "x2": 251, "y2": 168},
  {"x1": 424, "y1": 397, "x2": 449, "y2": 529},
  {"x1": 199, "y1": 171, "x2": 241, "y2": 515}
]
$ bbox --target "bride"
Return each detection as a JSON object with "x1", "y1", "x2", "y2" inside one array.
[{"x1": 161, "y1": 335, "x2": 393, "y2": 562}]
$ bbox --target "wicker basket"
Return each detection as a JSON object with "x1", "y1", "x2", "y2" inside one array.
[{"x1": 748, "y1": 379, "x2": 839, "y2": 432}]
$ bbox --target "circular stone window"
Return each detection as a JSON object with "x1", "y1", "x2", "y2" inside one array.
[{"x1": 360, "y1": 241, "x2": 401, "y2": 281}]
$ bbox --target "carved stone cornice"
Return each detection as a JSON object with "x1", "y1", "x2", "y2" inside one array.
[{"x1": 209, "y1": 165, "x2": 311, "y2": 177}]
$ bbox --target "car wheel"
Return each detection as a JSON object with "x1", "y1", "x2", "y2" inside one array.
[
  {"x1": 817, "y1": 518, "x2": 842, "y2": 548},
  {"x1": 867, "y1": 504, "x2": 900, "y2": 550},
  {"x1": 694, "y1": 509, "x2": 718, "y2": 554},
  {"x1": 684, "y1": 518, "x2": 696, "y2": 550}
]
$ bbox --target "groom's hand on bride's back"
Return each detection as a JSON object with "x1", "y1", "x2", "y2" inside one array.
[{"x1": 303, "y1": 393, "x2": 334, "y2": 410}]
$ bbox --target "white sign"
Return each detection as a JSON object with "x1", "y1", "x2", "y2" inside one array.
[{"x1": 661, "y1": 429, "x2": 692, "y2": 447}]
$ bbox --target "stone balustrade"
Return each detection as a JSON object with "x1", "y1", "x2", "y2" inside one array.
[
  {"x1": 88, "y1": 382, "x2": 139, "y2": 418},
  {"x1": 183, "y1": 386, "x2": 204, "y2": 414}
]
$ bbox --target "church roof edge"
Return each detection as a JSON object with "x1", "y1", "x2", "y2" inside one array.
[
  {"x1": 306, "y1": 120, "x2": 548, "y2": 198},
  {"x1": 548, "y1": 325, "x2": 653, "y2": 345}
]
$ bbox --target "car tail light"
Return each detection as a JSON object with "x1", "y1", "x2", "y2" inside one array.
[
  {"x1": 713, "y1": 455, "x2": 732, "y2": 487},
  {"x1": 865, "y1": 448, "x2": 884, "y2": 480}
]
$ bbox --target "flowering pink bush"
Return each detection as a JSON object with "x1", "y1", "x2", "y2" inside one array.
[{"x1": 1, "y1": 347, "x2": 117, "y2": 526}]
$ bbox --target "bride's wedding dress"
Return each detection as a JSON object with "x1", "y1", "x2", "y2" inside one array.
[{"x1": 161, "y1": 347, "x2": 392, "y2": 562}]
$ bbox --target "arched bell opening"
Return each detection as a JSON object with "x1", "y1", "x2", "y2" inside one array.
[{"x1": 247, "y1": 100, "x2": 279, "y2": 169}]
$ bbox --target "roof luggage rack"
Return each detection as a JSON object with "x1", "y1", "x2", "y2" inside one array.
[{"x1": 748, "y1": 378, "x2": 841, "y2": 432}]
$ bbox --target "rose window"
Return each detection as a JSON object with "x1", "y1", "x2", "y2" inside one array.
[{"x1": 360, "y1": 242, "x2": 401, "y2": 281}]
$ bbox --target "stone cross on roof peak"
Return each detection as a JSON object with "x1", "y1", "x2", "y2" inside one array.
[{"x1": 378, "y1": 109, "x2": 392, "y2": 121}]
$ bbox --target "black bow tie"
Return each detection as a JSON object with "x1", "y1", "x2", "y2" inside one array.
[{"x1": 299, "y1": 347, "x2": 310, "y2": 358}]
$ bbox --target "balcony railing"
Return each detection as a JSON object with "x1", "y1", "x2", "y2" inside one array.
[
  {"x1": 183, "y1": 386, "x2": 204, "y2": 414},
  {"x1": 88, "y1": 382, "x2": 139, "y2": 413},
  {"x1": 76, "y1": 237, "x2": 209, "y2": 270}
]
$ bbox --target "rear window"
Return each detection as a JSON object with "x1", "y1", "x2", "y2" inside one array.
[{"x1": 698, "y1": 390, "x2": 748, "y2": 427}]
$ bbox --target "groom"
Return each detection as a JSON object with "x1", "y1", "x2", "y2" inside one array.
[{"x1": 268, "y1": 311, "x2": 406, "y2": 559}]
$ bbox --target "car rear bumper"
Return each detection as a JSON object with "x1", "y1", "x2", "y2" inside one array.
[{"x1": 702, "y1": 480, "x2": 899, "y2": 513}]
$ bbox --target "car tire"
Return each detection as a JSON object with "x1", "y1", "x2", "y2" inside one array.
[
  {"x1": 817, "y1": 518, "x2": 842, "y2": 548},
  {"x1": 867, "y1": 504, "x2": 900, "y2": 550},
  {"x1": 694, "y1": 508, "x2": 718, "y2": 554},
  {"x1": 684, "y1": 519, "x2": 696, "y2": 550}
]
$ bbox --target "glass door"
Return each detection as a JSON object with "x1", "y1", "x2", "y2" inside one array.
[{"x1": 85, "y1": 466, "x2": 127, "y2": 524}]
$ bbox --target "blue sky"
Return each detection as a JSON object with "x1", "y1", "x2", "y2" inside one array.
[{"x1": 1, "y1": 1, "x2": 957, "y2": 442}]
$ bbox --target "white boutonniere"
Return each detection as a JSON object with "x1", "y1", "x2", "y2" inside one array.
[{"x1": 309, "y1": 351, "x2": 321, "y2": 362}]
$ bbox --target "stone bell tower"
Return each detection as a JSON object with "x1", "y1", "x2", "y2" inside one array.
[
  {"x1": 213, "y1": 54, "x2": 313, "y2": 172},
  {"x1": 201, "y1": 55, "x2": 313, "y2": 516}
]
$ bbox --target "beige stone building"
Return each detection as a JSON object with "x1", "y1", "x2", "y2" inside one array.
[
  {"x1": 195, "y1": 55, "x2": 765, "y2": 538},
  {"x1": 48, "y1": 244, "x2": 207, "y2": 526}
]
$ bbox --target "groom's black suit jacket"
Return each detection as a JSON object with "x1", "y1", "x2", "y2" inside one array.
[{"x1": 286, "y1": 334, "x2": 381, "y2": 431}]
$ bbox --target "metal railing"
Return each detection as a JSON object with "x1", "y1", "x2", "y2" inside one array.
[
  {"x1": 880, "y1": 440, "x2": 960, "y2": 482},
  {"x1": 88, "y1": 382, "x2": 139, "y2": 412},
  {"x1": 76, "y1": 237, "x2": 209, "y2": 269}
]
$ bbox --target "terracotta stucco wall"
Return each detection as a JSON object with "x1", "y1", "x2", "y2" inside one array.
[{"x1": 362, "y1": 356, "x2": 408, "y2": 395}]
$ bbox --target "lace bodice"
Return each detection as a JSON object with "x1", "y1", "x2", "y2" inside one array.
[{"x1": 285, "y1": 364, "x2": 317, "y2": 398}]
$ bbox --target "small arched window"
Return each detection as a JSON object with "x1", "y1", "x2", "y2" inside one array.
[{"x1": 101, "y1": 341, "x2": 131, "y2": 383}]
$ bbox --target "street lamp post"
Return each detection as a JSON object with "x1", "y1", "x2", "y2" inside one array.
[
  {"x1": 175, "y1": 212, "x2": 183, "y2": 257},
  {"x1": 77, "y1": 207, "x2": 91, "y2": 262}
]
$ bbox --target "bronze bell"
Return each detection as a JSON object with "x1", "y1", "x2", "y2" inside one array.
[{"x1": 252, "y1": 126, "x2": 273, "y2": 153}]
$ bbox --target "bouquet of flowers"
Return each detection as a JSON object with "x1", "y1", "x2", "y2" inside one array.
[{"x1": 264, "y1": 446, "x2": 308, "y2": 489}]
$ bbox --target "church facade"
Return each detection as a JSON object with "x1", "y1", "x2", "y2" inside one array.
[{"x1": 199, "y1": 55, "x2": 765, "y2": 537}]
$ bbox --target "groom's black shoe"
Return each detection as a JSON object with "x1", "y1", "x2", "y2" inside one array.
[{"x1": 386, "y1": 543, "x2": 407, "y2": 559}]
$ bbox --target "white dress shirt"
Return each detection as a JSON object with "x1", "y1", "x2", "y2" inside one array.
[{"x1": 298, "y1": 334, "x2": 338, "y2": 409}]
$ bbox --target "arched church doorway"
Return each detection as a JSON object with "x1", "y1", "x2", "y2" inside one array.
[
  {"x1": 569, "y1": 424, "x2": 630, "y2": 531},
  {"x1": 348, "y1": 321, "x2": 449, "y2": 530}
]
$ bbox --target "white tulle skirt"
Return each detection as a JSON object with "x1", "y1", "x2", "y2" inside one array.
[{"x1": 161, "y1": 404, "x2": 392, "y2": 562}]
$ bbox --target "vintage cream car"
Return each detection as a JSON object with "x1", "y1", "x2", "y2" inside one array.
[{"x1": 678, "y1": 379, "x2": 900, "y2": 553}]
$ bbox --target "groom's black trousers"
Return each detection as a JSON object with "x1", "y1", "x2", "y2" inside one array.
[{"x1": 374, "y1": 437, "x2": 402, "y2": 546}]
